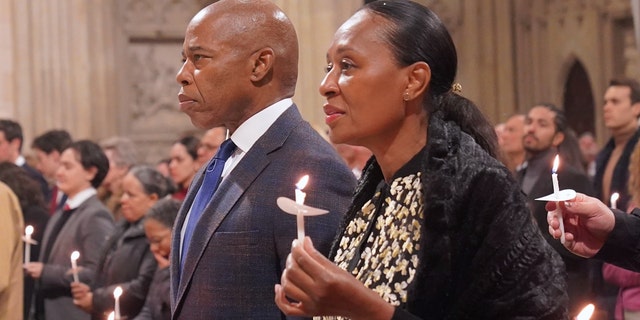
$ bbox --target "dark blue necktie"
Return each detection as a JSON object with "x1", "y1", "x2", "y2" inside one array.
[{"x1": 181, "y1": 139, "x2": 236, "y2": 271}]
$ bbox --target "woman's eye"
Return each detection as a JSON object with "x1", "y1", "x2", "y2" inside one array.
[
  {"x1": 325, "y1": 63, "x2": 333, "y2": 73},
  {"x1": 339, "y1": 60, "x2": 353, "y2": 71}
]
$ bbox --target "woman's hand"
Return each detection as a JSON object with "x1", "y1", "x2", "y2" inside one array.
[{"x1": 274, "y1": 237, "x2": 394, "y2": 320}]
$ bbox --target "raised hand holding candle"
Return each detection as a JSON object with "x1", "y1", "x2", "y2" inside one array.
[
  {"x1": 295, "y1": 175, "x2": 309, "y2": 242},
  {"x1": 70, "y1": 251, "x2": 80, "y2": 282},
  {"x1": 552, "y1": 155, "x2": 566, "y2": 244},
  {"x1": 611, "y1": 192, "x2": 620, "y2": 210},
  {"x1": 24, "y1": 225, "x2": 33, "y2": 264},
  {"x1": 113, "y1": 286, "x2": 123, "y2": 320}
]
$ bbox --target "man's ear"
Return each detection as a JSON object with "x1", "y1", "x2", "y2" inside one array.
[
  {"x1": 552, "y1": 131, "x2": 565, "y2": 148},
  {"x1": 632, "y1": 101, "x2": 640, "y2": 119},
  {"x1": 403, "y1": 61, "x2": 431, "y2": 101},
  {"x1": 250, "y1": 47, "x2": 275, "y2": 82}
]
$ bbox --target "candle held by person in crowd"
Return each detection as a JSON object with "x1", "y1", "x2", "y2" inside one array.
[
  {"x1": 610, "y1": 192, "x2": 619, "y2": 210},
  {"x1": 24, "y1": 225, "x2": 33, "y2": 264},
  {"x1": 295, "y1": 175, "x2": 309, "y2": 242},
  {"x1": 113, "y1": 286, "x2": 123, "y2": 320},
  {"x1": 70, "y1": 251, "x2": 80, "y2": 282},
  {"x1": 551, "y1": 155, "x2": 565, "y2": 244}
]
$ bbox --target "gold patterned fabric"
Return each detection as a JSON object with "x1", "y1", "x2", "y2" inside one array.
[{"x1": 317, "y1": 170, "x2": 423, "y2": 320}]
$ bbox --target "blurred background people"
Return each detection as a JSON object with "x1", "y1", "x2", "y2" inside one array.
[
  {"x1": 134, "y1": 198, "x2": 181, "y2": 320},
  {"x1": 0, "y1": 119, "x2": 49, "y2": 202},
  {"x1": 196, "y1": 127, "x2": 226, "y2": 167},
  {"x1": 333, "y1": 143, "x2": 372, "y2": 179},
  {"x1": 0, "y1": 181, "x2": 24, "y2": 320},
  {"x1": 25, "y1": 140, "x2": 115, "y2": 320},
  {"x1": 0, "y1": 162, "x2": 49, "y2": 319},
  {"x1": 593, "y1": 78, "x2": 640, "y2": 318},
  {"x1": 71, "y1": 166, "x2": 174, "y2": 319},
  {"x1": 517, "y1": 103, "x2": 595, "y2": 317},
  {"x1": 168, "y1": 135, "x2": 199, "y2": 200},
  {"x1": 31, "y1": 129, "x2": 73, "y2": 215},
  {"x1": 499, "y1": 113, "x2": 526, "y2": 174},
  {"x1": 579, "y1": 132, "x2": 599, "y2": 179},
  {"x1": 99, "y1": 136, "x2": 139, "y2": 222}
]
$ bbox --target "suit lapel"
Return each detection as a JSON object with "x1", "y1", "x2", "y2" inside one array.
[{"x1": 172, "y1": 104, "x2": 304, "y2": 314}]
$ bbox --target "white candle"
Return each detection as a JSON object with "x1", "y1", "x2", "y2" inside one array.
[
  {"x1": 611, "y1": 192, "x2": 620, "y2": 210},
  {"x1": 113, "y1": 286, "x2": 123, "y2": 320},
  {"x1": 576, "y1": 303, "x2": 595, "y2": 320},
  {"x1": 24, "y1": 225, "x2": 33, "y2": 264},
  {"x1": 552, "y1": 155, "x2": 565, "y2": 244},
  {"x1": 107, "y1": 311, "x2": 115, "y2": 320},
  {"x1": 70, "y1": 251, "x2": 80, "y2": 283},
  {"x1": 295, "y1": 175, "x2": 309, "y2": 242}
]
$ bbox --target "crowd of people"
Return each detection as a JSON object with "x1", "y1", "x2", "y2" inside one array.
[{"x1": 2, "y1": 0, "x2": 640, "y2": 319}]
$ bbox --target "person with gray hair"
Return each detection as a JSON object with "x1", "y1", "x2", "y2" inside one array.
[
  {"x1": 98, "y1": 136, "x2": 139, "y2": 221},
  {"x1": 71, "y1": 165, "x2": 174, "y2": 319}
]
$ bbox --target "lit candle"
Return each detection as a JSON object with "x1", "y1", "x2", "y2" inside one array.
[
  {"x1": 113, "y1": 286, "x2": 123, "y2": 320},
  {"x1": 70, "y1": 251, "x2": 80, "y2": 283},
  {"x1": 552, "y1": 155, "x2": 565, "y2": 244},
  {"x1": 24, "y1": 225, "x2": 33, "y2": 264},
  {"x1": 611, "y1": 192, "x2": 620, "y2": 210},
  {"x1": 295, "y1": 175, "x2": 309, "y2": 242},
  {"x1": 575, "y1": 303, "x2": 594, "y2": 320},
  {"x1": 107, "y1": 311, "x2": 114, "y2": 320}
]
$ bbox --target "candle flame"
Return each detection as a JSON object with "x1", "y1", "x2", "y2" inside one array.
[
  {"x1": 71, "y1": 251, "x2": 80, "y2": 261},
  {"x1": 611, "y1": 192, "x2": 620, "y2": 204},
  {"x1": 296, "y1": 175, "x2": 309, "y2": 190},
  {"x1": 113, "y1": 286, "x2": 123, "y2": 299},
  {"x1": 25, "y1": 225, "x2": 34, "y2": 236},
  {"x1": 576, "y1": 303, "x2": 595, "y2": 320},
  {"x1": 552, "y1": 154, "x2": 560, "y2": 173},
  {"x1": 107, "y1": 311, "x2": 114, "y2": 320}
]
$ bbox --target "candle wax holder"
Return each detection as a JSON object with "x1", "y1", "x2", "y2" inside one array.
[
  {"x1": 534, "y1": 189, "x2": 577, "y2": 202},
  {"x1": 277, "y1": 197, "x2": 329, "y2": 216},
  {"x1": 22, "y1": 236, "x2": 38, "y2": 245}
]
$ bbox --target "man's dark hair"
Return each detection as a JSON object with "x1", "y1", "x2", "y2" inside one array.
[
  {"x1": 31, "y1": 129, "x2": 73, "y2": 154},
  {"x1": 610, "y1": 78, "x2": 640, "y2": 105},
  {"x1": 534, "y1": 102, "x2": 567, "y2": 134},
  {"x1": 0, "y1": 119, "x2": 23, "y2": 152}
]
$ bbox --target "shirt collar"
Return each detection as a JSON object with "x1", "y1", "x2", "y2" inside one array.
[
  {"x1": 65, "y1": 187, "x2": 97, "y2": 210},
  {"x1": 15, "y1": 155, "x2": 26, "y2": 166},
  {"x1": 230, "y1": 98, "x2": 292, "y2": 154}
]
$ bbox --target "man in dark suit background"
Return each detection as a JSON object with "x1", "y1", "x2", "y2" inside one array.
[
  {"x1": 517, "y1": 103, "x2": 596, "y2": 318},
  {"x1": 170, "y1": 0, "x2": 356, "y2": 319},
  {"x1": 0, "y1": 119, "x2": 50, "y2": 202}
]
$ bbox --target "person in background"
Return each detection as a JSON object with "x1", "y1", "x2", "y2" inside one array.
[
  {"x1": 499, "y1": 113, "x2": 526, "y2": 174},
  {"x1": 171, "y1": 0, "x2": 355, "y2": 318},
  {"x1": 168, "y1": 136, "x2": 199, "y2": 201},
  {"x1": 601, "y1": 143, "x2": 640, "y2": 320},
  {"x1": 0, "y1": 119, "x2": 50, "y2": 202},
  {"x1": 99, "y1": 136, "x2": 139, "y2": 221},
  {"x1": 275, "y1": 1, "x2": 567, "y2": 318},
  {"x1": 517, "y1": 103, "x2": 595, "y2": 317},
  {"x1": 0, "y1": 181, "x2": 24, "y2": 320},
  {"x1": 71, "y1": 166, "x2": 174, "y2": 319},
  {"x1": 580, "y1": 132, "x2": 599, "y2": 179},
  {"x1": 24, "y1": 140, "x2": 114, "y2": 320},
  {"x1": 155, "y1": 159, "x2": 171, "y2": 179},
  {"x1": 31, "y1": 129, "x2": 73, "y2": 215},
  {"x1": 196, "y1": 127, "x2": 226, "y2": 167},
  {"x1": 134, "y1": 198, "x2": 181, "y2": 320},
  {"x1": 592, "y1": 78, "x2": 640, "y2": 318},
  {"x1": 0, "y1": 162, "x2": 49, "y2": 319},
  {"x1": 334, "y1": 143, "x2": 372, "y2": 179}
]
